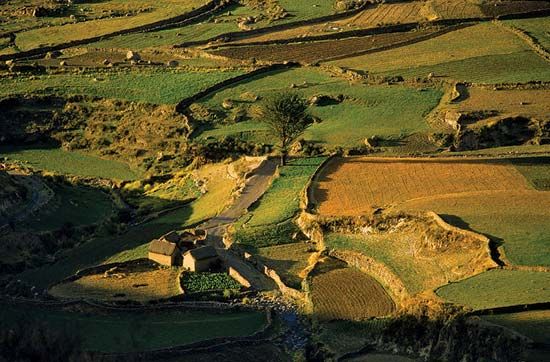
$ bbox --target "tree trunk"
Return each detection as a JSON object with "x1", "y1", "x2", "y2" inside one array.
[{"x1": 280, "y1": 150, "x2": 287, "y2": 166}]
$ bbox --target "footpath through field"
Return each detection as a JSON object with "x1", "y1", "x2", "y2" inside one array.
[{"x1": 201, "y1": 159, "x2": 279, "y2": 291}]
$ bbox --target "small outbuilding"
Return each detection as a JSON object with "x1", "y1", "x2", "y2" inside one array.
[{"x1": 183, "y1": 246, "x2": 218, "y2": 272}]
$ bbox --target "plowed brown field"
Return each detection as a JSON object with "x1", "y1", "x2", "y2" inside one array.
[
  {"x1": 211, "y1": 29, "x2": 438, "y2": 63},
  {"x1": 313, "y1": 157, "x2": 531, "y2": 216},
  {"x1": 311, "y1": 261, "x2": 395, "y2": 320}
]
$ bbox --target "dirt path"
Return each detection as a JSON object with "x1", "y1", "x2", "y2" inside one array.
[{"x1": 201, "y1": 159, "x2": 279, "y2": 291}]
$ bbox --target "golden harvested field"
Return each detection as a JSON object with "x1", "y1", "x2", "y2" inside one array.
[
  {"x1": 313, "y1": 157, "x2": 531, "y2": 216},
  {"x1": 423, "y1": 0, "x2": 485, "y2": 20},
  {"x1": 49, "y1": 264, "x2": 181, "y2": 302},
  {"x1": 311, "y1": 259, "x2": 395, "y2": 320},
  {"x1": 446, "y1": 87, "x2": 550, "y2": 120},
  {"x1": 212, "y1": 29, "x2": 438, "y2": 63}
]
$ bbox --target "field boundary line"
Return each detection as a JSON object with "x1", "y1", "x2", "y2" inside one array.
[{"x1": 301, "y1": 155, "x2": 336, "y2": 213}]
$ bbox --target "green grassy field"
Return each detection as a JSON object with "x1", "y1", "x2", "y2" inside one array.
[
  {"x1": 197, "y1": 68, "x2": 442, "y2": 148},
  {"x1": 505, "y1": 17, "x2": 550, "y2": 50},
  {"x1": 88, "y1": 3, "x2": 256, "y2": 49},
  {"x1": 0, "y1": 68, "x2": 245, "y2": 104},
  {"x1": 328, "y1": 23, "x2": 550, "y2": 83},
  {"x1": 246, "y1": 157, "x2": 326, "y2": 226},
  {"x1": 17, "y1": 183, "x2": 115, "y2": 232},
  {"x1": 0, "y1": 302, "x2": 266, "y2": 352},
  {"x1": 482, "y1": 310, "x2": 550, "y2": 344},
  {"x1": 436, "y1": 269, "x2": 550, "y2": 310},
  {"x1": 234, "y1": 157, "x2": 325, "y2": 250},
  {"x1": 0, "y1": 146, "x2": 140, "y2": 180}
]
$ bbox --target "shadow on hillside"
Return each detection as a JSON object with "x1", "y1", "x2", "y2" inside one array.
[{"x1": 1, "y1": 172, "x2": 196, "y2": 286}]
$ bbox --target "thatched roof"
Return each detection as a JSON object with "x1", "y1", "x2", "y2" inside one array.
[
  {"x1": 186, "y1": 246, "x2": 217, "y2": 261},
  {"x1": 161, "y1": 231, "x2": 180, "y2": 243},
  {"x1": 149, "y1": 239, "x2": 178, "y2": 256}
]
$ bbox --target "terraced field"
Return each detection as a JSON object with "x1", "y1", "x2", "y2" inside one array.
[
  {"x1": 482, "y1": 310, "x2": 550, "y2": 344},
  {"x1": 444, "y1": 87, "x2": 550, "y2": 121},
  {"x1": 314, "y1": 156, "x2": 550, "y2": 268},
  {"x1": 313, "y1": 157, "x2": 531, "y2": 215},
  {"x1": 8, "y1": 0, "x2": 208, "y2": 52},
  {"x1": 328, "y1": 22, "x2": 550, "y2": 83},
  {"x1": 325, "y1": 227, "x2": 495, "y2": 296},
  {"x1": 87, "y1": 0, "x2": 337, "y2": 50},
  {"x1": 211, "y1": 28, "x2": 441, "y2": 63},
  {"x1": 310, "y1": 259, "x2": 395, "y2": 320},
  {"x1": 225, "y1": 2, "x2": 427, "y2": 45},
  {"x1": 505, "y1": 16, "x2": 550, "y2": 50},
  {"x1": 255, "y1": 242, "x2": 314, "y2": 289}
]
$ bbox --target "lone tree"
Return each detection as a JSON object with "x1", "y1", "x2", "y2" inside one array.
[{"x1": 255, "y1": 92, "x2": 312, "y2": 165}]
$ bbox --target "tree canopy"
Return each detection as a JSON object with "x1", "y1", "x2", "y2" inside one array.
[{"x1": 254, "y1": 92, "x2": 312, "y2": 165}]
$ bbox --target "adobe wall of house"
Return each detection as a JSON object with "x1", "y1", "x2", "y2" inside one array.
[{"x1": 148, "y1": 252, "x2": 173, "y2": 267}]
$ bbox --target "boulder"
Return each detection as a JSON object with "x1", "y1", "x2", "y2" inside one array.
[
  {"x1": 126, "y1": 51, "x2": 141, "y2": 61},
  {"x1": 44, "y1": 50, "x2": 62, "y2": 59}
]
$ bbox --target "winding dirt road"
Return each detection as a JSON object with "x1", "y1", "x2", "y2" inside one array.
[{"x1": 201, "y1": 159, "x2": 279, "y2": 291}]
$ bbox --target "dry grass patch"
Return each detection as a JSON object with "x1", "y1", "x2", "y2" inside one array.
[
  {"x1": 313, "y1": 157, "x2": 531, "y2": 216},
  {"x1": 445, "y1": 87, "x2": 550, "y2": 121},
  {"x1": 310, "y1": 258, "x2": 395, "y2": 320},
  {"x1": 49, "y1": 262, "x2": 182, "y2": 302}
]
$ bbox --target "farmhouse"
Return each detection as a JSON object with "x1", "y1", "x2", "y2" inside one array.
[
  {"x1": 148, "y1": 231, "x2": 187, "y2": 266},
  {"x1": 148, "y1": 238, "x2": 182, "y2": 266},
  {"x1": 183, "y1": 245, "x2": 218, "y2": 272}
]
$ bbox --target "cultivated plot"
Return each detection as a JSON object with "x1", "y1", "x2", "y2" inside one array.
[{"x1": 313, "y1": 157, "x2": 531, "y2": 215}]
